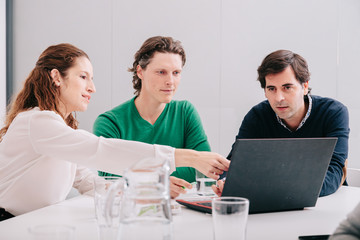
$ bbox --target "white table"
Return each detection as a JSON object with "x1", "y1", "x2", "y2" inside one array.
[{"x1": 0, "y1": 186, "x2": 359, "y2": 240}]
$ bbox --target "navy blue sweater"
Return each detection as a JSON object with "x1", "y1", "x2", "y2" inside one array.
[{"x1": 228, "y1": 95, "x2": 349, "y2": 197}]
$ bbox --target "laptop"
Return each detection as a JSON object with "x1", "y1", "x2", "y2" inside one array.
[{"x1": 176, "y1": 138, "x2": 337, "y2": 214}]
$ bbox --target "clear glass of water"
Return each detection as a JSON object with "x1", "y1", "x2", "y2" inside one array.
[
  {"x1": 212, "y1": 197, "x2": 249, "y2": 240},
  {"x1": 94, "y1": 176, "x2": 123, "y2": 239},
  {"x1": 28, "y1": 224, "x2": 75, "y2": 240},
  {"x1": 195, "y1": 170, "x2": 216, "y2": 196}
]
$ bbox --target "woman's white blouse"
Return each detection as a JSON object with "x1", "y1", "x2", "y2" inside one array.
[{"x1": 0, "y1": 108, "x2": 175, "y2": 215}]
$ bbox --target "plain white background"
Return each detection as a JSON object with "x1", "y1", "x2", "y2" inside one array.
[{"x1": 5, "y1": 0, "x2": 360, "y2": 168}]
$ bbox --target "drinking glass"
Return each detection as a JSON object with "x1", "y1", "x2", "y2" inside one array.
[
  {"x1": 28, "y1": 224, "x2": 75, "y2": 240},
  {"x1": 94, "y1": 176, "x2": 123, "y2": 239},
  {"x1": 196, "y1": 170, "x2": 216, "y2": 196},
  {"x1": 212, "y1": 197, "x2": 249, "y2": 240}
]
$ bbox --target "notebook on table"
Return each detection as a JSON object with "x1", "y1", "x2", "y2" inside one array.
[{"x1": 176, "y1": 138, "x2": 337, "y2": 214}]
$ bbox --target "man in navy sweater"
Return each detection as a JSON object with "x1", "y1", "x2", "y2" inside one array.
[{"x1": 214, "y1": 50, "x2": 349, "y2": 197}]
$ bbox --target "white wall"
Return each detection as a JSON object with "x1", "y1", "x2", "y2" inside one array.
[
  {"x1": 10, "y1": 0, "x2": 360, "y2": 168},
  {"x1": 0, "y1": 0, "x2": 6, "y2": 127}
]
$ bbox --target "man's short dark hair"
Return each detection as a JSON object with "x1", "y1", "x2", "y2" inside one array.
[{"x1": 257, "y1": 50, "x2": 310, "y2": 89}]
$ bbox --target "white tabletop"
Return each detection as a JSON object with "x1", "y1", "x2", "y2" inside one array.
[{"x1": 1, "y1": 186, "x2": 359, "y2": 240}]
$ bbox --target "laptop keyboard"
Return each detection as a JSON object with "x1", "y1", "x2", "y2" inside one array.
[{"x1": 198, "y1": 202, "x2": 212, "y2": 207}]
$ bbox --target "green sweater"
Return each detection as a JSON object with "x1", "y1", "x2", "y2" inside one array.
[{"x1": 93, "y1": 98, "x2": 211, "y2": 183}]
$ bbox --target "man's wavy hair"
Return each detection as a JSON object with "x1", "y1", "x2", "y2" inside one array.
[{"x1": 128, "y1": 36, "x2": 186, "y2": 96}]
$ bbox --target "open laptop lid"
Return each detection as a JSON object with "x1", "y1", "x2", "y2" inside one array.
[
  {"x1": 176, "y1": 138, "x2": 337, "y2": 214},
  {"x1": 222, "y1": 138, "x2": 337, "y2": 213}
]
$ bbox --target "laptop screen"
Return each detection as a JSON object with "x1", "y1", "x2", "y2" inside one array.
[
  {"x1": 177, "y1": 138, "x2": 337, "y2": 214},
  {"x1": 222, "y1": 138, "x2": 337, "y2": 213}
]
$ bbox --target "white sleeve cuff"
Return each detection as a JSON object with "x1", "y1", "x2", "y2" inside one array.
[{"x1": 154, "y1": 144, "x2": 176, "y2": 173}]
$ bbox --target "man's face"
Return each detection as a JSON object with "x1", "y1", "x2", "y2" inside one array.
[
  {"x1": 264, "y1": 66, "x2": 309, "y2": 129},
  {"x1": 137, "y1": 52, "x2": 182, "y2": 105}
]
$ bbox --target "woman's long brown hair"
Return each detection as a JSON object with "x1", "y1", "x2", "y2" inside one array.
[{"x1": 0, "y1": 43, "x2": 89, "y2": 141}]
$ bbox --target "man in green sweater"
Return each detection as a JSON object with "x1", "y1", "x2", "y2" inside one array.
[{"x1": 93, "y1": 36, "x2": 211, "y2": 198}]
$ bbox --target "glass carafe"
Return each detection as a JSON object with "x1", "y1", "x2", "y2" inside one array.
[{"x1": 105, "y1": 157, "x2": 172, "y2": 240}]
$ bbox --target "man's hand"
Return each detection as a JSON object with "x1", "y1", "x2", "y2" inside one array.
[
  {"x1": 170, "y1": 176, "x2": 192, "y2": 199},
  {"x1": 211, "y1": 179, "x2": 225, "y2": 197}
]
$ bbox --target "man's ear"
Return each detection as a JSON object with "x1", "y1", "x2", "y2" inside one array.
[
  {"x1": 136, "y1": 65, "x2": 143, "y2": 80},
  {"x1": 303, "y1": 81, "x2": 309, "y2": 95},
  {"x1": 50, "y1": 69, "x2": 61, "y2": 87}
]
